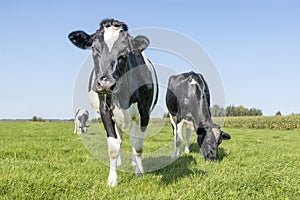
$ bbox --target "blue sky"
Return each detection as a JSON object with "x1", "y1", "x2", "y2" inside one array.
[{"x1": 1, "y1": 0, "x2": 300, "y2": 119}]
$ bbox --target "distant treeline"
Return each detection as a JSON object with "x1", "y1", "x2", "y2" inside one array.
[
  {"x1": 210, "y1": 105, "x2": 262, "y2": 117},
  {"x1": 0, "y1": 116, "x2": 73, "y2": 122}
]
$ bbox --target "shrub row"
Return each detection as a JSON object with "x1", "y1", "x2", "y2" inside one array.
[{"x1": 221, "y1": 115, "x2": 300, "y2": 130}]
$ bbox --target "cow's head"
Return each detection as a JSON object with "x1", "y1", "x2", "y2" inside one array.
[
  {"x1": 197, "y1": 124, "x2": 231, "y2": 161},
  {"x1": 68, "y1": 19, "x2": 150, "y2": 94},
  {"x1": 78, "y1": 115, "x2": 89, "y2": 133}
]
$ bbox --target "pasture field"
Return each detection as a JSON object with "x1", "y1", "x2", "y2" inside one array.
[{"x1": 0, "y1": 121, "x2": 299, "y2": 199}]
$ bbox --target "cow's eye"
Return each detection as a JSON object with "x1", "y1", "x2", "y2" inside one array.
[
  {"x1": 92, "y1": 46, "x2": 101, "y2": 54},
  {"x1": 111, "y1": 61, "x2": 116, "y2": 69}
]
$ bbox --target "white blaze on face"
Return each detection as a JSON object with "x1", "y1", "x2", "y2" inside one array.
[
  {"x1": 190, "y1": 78, "x2": 197, "y2": 85},
  {"x1": 104, "y1": 26, "x2": 123, "y2": 52},
  {"x1": 212, "y1": 128, "x2": 221, "y2": 140}
]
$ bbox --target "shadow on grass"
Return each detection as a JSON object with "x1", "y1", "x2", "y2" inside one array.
[
  {"x1": 189, "y1": 143, "x2": 199, "y2": 153},
  {"x1": 85, "y1": 132, "x2": 97, "y2": 136},
  {"x1": 218, "y1": 147, "x2": 228, "y2": 161},
  {"x1": 149, "y1": 155, "x2": 206, "y2": 185}
]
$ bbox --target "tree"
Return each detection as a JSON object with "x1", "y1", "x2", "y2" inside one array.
[
  {"x1": 275, "y1": 111, "x2": 282, "y2": 116},
  {"x1": 210, "y1": 105, "x2": 225, "y2": 117},
  {"x1": 225, "y1": 105, "x2": 262, "y2": 116},
  {"x1": 30, "y1": 116, "x2": 45, "y2": 122}
]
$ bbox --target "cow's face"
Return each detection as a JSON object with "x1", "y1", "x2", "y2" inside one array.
[
  {"x1": 68, "y1": 19, "x2": 149, "y2": 94},
  {"x1": 78, "y1": 115, "x2": 88, "y2": 133},
  {"x1": 197, "y1": 126, "x2": 231, "y2": 161}
]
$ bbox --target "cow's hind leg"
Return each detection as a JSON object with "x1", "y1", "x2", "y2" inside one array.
[
  {"x1": 170, "y1": 115, "x2": 178, "y2": 158},
  {"x1": 107, "y1": 137, "x2": 120, "y2": 187},
  {"x1": 114, "y1": 125, "x2": 122, "y2": 166},
  {"x1": 130, "y1": 121, "x2": 144, "y2": 177},
  {"x1": 171, "y1": 120, "x2": 184, "y2": 158},
  {"x1": 184, "y1": 127, "x2": 191, "y2": 154}
]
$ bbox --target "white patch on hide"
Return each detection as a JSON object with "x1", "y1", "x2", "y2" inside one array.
[
  {"x1": 104, "y1": 26, "x2": 122, "y2": 52},
  {"x1": 190, "y1": 78, "x2": 197, "y2": 85},
  {"x1": 212, "y1": 127, "x2": 221, "y2": 140},
  {"x1": 112, "y1": 103, "x2": 139, "y2": 129},
  {"x1": 88, "y1": 90, "x2": 100, "y2": 114}
]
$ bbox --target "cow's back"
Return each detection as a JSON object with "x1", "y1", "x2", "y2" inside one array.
[{"x1": 166, "y1": 72, "x2": 210, "y2": 121}]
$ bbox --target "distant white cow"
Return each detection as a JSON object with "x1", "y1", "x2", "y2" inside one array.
[{"x1": 74, "y1": 108, "x2": 89, "y2": 134}]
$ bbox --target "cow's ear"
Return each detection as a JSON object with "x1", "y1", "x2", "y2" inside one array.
[
  {"x1": 131, "y1": 35, "x2": 149, "y2": 52},
  {"x1": 221, "y1": 131, "x2": 231, "y2": 140},
  {"x1": 68, "y1": 31, "x2": 93, "y2": 49}
]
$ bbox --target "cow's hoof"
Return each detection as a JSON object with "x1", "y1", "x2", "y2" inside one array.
[
  {"x1": 171, "y1": 150, "x2": 180, "y2": 159},
  {"x1": 135, "y1": 172, "x2": 143, "y2": 178},
  {"x1": 134, "y1": 165, "x2": 144, "y2": 177},
  {"x1": 184, "y1": 147, "x2": 190, "y2": 154},
  {"x1": 107, "y1": 176, "x2": 118, "y2": 187}
]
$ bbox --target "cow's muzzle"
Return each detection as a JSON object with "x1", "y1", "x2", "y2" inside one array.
[
  {"x1": 204, "y1": 154, "x2": 218, "y2": 162},
  {"x1": 95, "y1": 76, "x2": 116, "y2": 94}
]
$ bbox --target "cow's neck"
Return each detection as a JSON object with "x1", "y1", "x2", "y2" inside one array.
[{"x1": 112, "y1": 53, "x2": 145, "y2": 110}]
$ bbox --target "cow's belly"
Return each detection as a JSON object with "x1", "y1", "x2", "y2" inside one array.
[{"x1": 112, "y1": 103, "x2": 140, "y2": 129}]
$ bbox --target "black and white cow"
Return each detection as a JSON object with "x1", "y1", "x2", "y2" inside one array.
[
  {"x1": 74, "y1": 108, "x2": 89, "y2": 134},
  {"x1": 166, "y1": 71, "x2": 230, "y2": 161},
  {"x1": 68, "y1": 19, "x2": 158, "y2": 186}
]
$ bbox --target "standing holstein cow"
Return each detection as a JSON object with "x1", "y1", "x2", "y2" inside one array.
[
  {"x1": 74, "y1": 108, "x2": 89, "y2": 134},
  {"x1": 68, "y1": 19, "x2": 158, "y2": 186},
  {"x1": 166, "y1": 71, "x2": 230, "y2": 161}
]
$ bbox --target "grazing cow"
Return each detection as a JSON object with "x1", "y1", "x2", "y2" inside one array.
[
  {"x1": 166, "y1": 71, "x2": 230, "y2": 161},
  {"x1": 68, "y1": 19, "x2": 158, "y2": 186},
  {"x1": 74, "y1": 108, "x2": 89, "y2": 134}
]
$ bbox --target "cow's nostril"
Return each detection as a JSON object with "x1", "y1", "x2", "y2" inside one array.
[{"x1": 95, "y1": 77, "x2": 116, "y2": 93}]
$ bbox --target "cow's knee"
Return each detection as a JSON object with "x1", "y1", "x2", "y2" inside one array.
[
  {"x1": 130, "y1": 124, "x2": 144, "y2": 156},
  {"x1": 107, "y1": 137, "x2": 120, "y2": 159},
  {"x1": 175, "y1": 136, "x2": 183, "y2": 147}
]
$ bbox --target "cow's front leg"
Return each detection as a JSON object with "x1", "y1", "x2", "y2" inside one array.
[
  {"x1": 74, "y1": 121, "x2": 77, "y2": 134},
  {"x1": 107, "y1": 137, "x2": 120, "y2": 187},
  {"x1": 130, "y1": 121, "x2": 144, "y2": 177},
  {"x1": 172, "y1": 120, "x2": 183, "y2": 158}
]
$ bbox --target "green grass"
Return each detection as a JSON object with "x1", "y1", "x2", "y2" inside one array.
[{"x1": 0, "y1": 121, "x2": 299, "y2": 199}]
